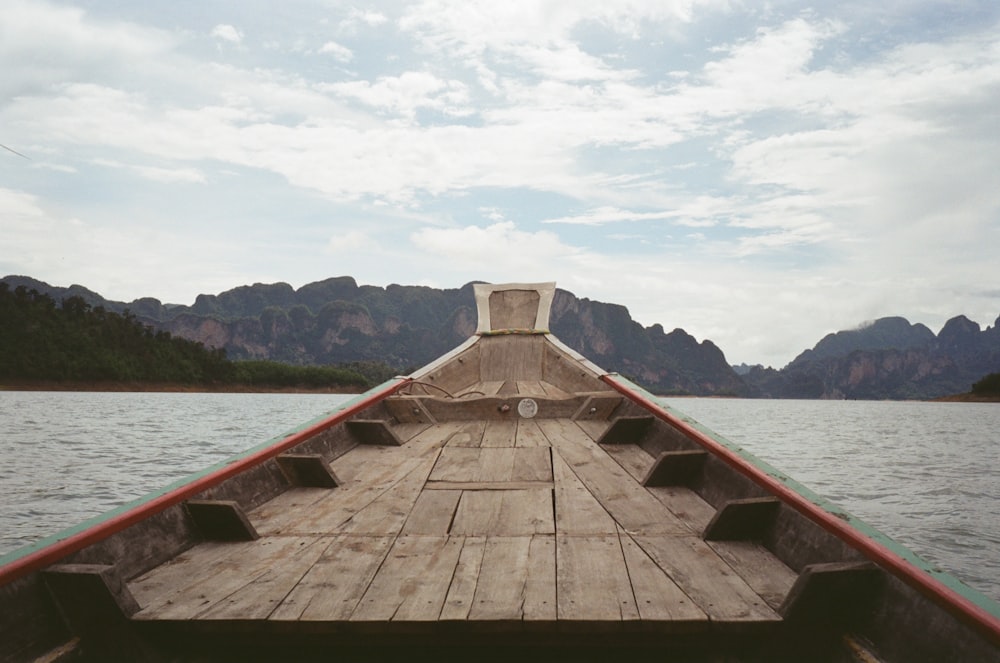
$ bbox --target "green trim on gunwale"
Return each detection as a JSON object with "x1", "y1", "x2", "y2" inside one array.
[
  {"x1": 609, "y1": 374, "x2": 1000, "y2": 620},
  {"x1": 0, "y1": 379, "x2": 404, "y2": 569}
]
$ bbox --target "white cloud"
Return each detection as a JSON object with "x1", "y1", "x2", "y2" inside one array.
[
  {"x1": 327, "y1": 230, "x2": 371, "y2": 253},
  {"x1": 211, "y1": 24, "x2": 243, "y2": 43},
  {"x1": 410, "y1": 221, "x2": 583, "y2": 271},
  {"x1": 319, "y1": 40, "x2": 353, "y2": 62},
  {"x1": 325, "y1": 72, "x2": 471, "y2": 118},
  {"x1": 91, "y1": 158, "x2": 206, "y2": 184}
]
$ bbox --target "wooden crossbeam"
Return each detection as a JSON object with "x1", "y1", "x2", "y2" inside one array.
[
  {"x1": 346, "y1": 419, "x2": 403, "y2": 446},
  {"x1": 42, "y1": 564, "x2": 148, "y2": 660},
  {"x1": 185, "y1": 500, "x2": 259, "y2": 542},
  {"x1": 595, "y1": 416, "x2": 654, "y2": 445},
  {"x1": 572, "y1": 393, "x2": 624, "y2": 421},
  {"x1": 277, "y1": 453, "x2": 341, "y2": 488},
  {"x1": 642, "y1": 449, "x2": 709, "y2": 487},
  {"x1": 702, "y1": 497, "x2": 780, "y2": 541},
  {"x1": 780, "y1": 561, "x2": 882, "y2": 625}
]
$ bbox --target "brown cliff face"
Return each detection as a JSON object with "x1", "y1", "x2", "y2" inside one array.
[
  {"x1": 745, "y1": 316, "x2": 997, "y2": 399},
  {"x1": 150, "y1": 280, "x2": 745, "y2": 396}
]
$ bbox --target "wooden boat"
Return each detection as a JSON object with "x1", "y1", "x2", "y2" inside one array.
[{"x1": 2, "y1": 282, "x2": 999, "y2": 662}]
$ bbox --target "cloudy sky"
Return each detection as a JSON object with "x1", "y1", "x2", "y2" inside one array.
[{"x1": 2, "y1": 0, "x2": 998, "y2": 367}]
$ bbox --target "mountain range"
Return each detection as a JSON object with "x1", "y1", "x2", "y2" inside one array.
[{"x1": 4, "y1": 275, "x2": 998, "y2": 399}]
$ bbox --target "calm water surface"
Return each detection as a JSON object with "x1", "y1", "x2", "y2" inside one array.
[
  {"x1": 663, "y1": 398, "x2": 1000, "y2": 602},
  {"x1": 1, "y1": 392, "x2": 997, "y2": 603}
]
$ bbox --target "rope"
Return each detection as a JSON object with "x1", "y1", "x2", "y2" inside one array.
[{"x1": 398, "y1": 381, "x2": 485, "y2": 399}]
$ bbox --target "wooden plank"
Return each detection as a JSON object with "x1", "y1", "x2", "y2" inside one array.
[
  {"x1": 429, "y1": 447, "x2": 548, "y2": 483},
  {"x1": 462, "y1": 535, "x2": 556, "y2": 622},
  {"x1": 450, "y1": 489, "x2": 554, "y2": 536},
  {"x1": 391, "y1": 422, "x2": 434, "y2": 442},
  {"x1": 351, "y1": 535, "x2": 464, "y2": 621},
  {"x1": 600, "y1": 443, "x2": 654, "y2": 482},
  {"x1": 428, "y1": 447, "x2": 485, "y2": 482},
  {"x1": 617, "y1": 529, "x2": 709, "y2": 626},
  {"x1": 473, "y1": 381, "x2": 505, "y2": 396},
  {"x1": 443, "y1": 420, "x2": 487, "y2": 447},
  {"x1": 540, "y1": 419, "x2": 688, "y2": 535},
  {"x1": 477, "y1": 448, "x2": 517, "y2": 482},
  {"x1": 631, "y1": 534, "x2": 781, "y2": 627},
  {"x1": 383, "y1": 398, "x2": 435, "y2": 425},
  {"x1": 401, "y1": 490, "x2": 462, "y2": 535},
  {"x1": 516, "y1": 381, "x2": 548, "y2": 397},
  {"x1": 440, "y1": 536, "x2": 486, "y2": 620},
  {"x1": 338, "y1": 453, "x2": 440, "y2": 535},
  {"x1": 479, "y1": 335, "x2": 543, "y2": 381},
  {"x1": 574, "y1": 418, "x2": 610, "y2": 441},
  {"x1": 273, "y1": 534, "x2": 395, "y2": 621},
  {"x1": 426, "y1": 481, "x2": 552, "y2": 491},
  {"x1": 273, "y1": 436, "x2": 442, "y2": 535},
  {"x1": 511, "y1": 446, "x2": 552, "y2": 482},
  {"x1": 538, "y1": 381, "x2": 572, "y2": 399},
  {"x1": 647, "y1": 486, "x2": 717, "y2": 533},
  {"x1": 481, "y1": 419, "x2": 517, "y2": 447},
  {"x1": 199, "y1": 536, "x2": 332, "y2": 620},
  {"x1": 708, "y1": 540, "x2": 799, "y2": 610},
  {"x1": 129, "y1": 541, "x2": 240, "y2": 608},
  {"x1": 134, "y1": 535, "x2": 319, "y2": 620},
  {"x1": 488, "y1": 288, "x2": 540, "y2": 329},
  {"x1": 245, "y1": 487, "x2": 329, "y2": 536},
  {"x1": 468, "y1": 536, "x2": 531, "y2": 620},
  {"x1": 552, "y1": 451, "x2": 617, "y2": 535},
  {"x1": 572, "y1": 393, "x2": 623, "y2": 421},
  {"x1": 516, "y1": 418, "x2": 550, "y2": 447},
  {"x1": 556, "y1": 534, "x2": 639, "y2": 622}
]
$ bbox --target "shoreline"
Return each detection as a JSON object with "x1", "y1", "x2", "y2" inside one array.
[{"x1": 0, "y1": 381, "x2": 362, "y2": 394}]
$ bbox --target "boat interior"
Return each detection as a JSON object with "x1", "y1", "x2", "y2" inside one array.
[{"x1": 2, "y1": 283, "x2": 998, "y2": 662}]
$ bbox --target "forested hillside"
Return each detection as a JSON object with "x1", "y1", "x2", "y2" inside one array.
[{"x1": 0, "y1": 284, "x2": 369, "y2": 390}]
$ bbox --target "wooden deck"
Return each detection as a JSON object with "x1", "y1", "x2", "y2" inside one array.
[{"x1": 129, "y1": 393, "x2": 796, "y2": 638}]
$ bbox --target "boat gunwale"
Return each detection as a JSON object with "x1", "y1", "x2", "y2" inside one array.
[
  {"x1": 601, "y1": 372, "x2": 1000, "y2": 646},
  {"x1": 0, "y1": 377, "x2": 411, "y2": 587}
]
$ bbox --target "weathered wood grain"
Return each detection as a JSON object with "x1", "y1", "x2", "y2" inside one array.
[
  {"x1": 647, "y1": 486, "x2": 716, "y2": 533},
  {"x1": 198, "y1": 537, "x2": 332, "y2": 620},
  {"x1": 351, "y1": 535, "x2": 464, "y2": 622},
  {"x1": 133, "y1": 535, "x2": 319, "y2": 621},
  {"x1": 515, "y1": 418, "x2": 549, "y2": 447},
  {"x1": 481, "y1": 419, "x2": 517, "y2": 447},
  {"x1": 450, "y1": 489, "x2": 554, "y2": 536},
  {"x1": 338, "y1": 454, "x2": 440, "y2": 535},
  {"x1": 540, "y1": 419, "x2": 689, "y2": 535},
  {"x1": 401, "y1": 489, "x2": 462, "y2": 535},
  {"x1": 556, "y1": 534, "x2": 638, "y2": 622},
  {"x1": 273, "y1": 534, "x2": 395, "y2": 621},
  {"x1": 443, "y1": 421, "x2": 487, "y2": 448},
  {"x1": 515, "y1": 381, "x2": 548, "y2": 397},
  {"x1": 617, "y1": 528, "x2": 707, "y2": 626},
  {"x1": 631, "y1": 534, "x2": 781, "y2": 627},
  {"x1": 708, "y1": 540, "x2": 798, "y2": 610},
  {"x1": 600, "y1": 443, "x2": 655, "y2": 482},
  {"x1": 440, "y1": 536, "x2": 486, "y2": 620},
  {"x1": 552, "y1": 451, "x2": 617, "y2": 535},
  {"x1": 429, "y1": 447, "x2": 551, "y2": 483},
  {"x1": 464, "y1": 535, "x2": 557, "y2": 621}
]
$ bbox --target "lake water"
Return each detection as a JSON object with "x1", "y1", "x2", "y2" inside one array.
[{"x1": 1, "y1": 392, "x2": 997, "y2": 603}]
